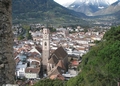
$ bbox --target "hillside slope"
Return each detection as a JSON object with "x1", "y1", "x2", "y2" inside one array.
[
  {"x1": 93, "y1": 0, "x2": 120, "y2": 16},
  {"x1": 12, "y1": 0, "x2": 87, "y2": 26},
  {"x1": 67, "y1": 26, "x2": 120, "y2": 86}
]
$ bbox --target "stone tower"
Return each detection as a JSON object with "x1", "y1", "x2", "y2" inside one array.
[{"x1": 42, "y1": 28, "x2": 50, "y2": 74}]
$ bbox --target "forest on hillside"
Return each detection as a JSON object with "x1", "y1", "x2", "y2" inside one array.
[{"x1": 34, "y1": 26, "x2": 120, "y2": 86}]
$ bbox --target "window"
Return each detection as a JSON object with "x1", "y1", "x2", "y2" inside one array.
[
  {"x1": 44, "y1": 29, "x2": 47, "y2": 34},
  {"x1": 44, "y1": 42, "x2": 47, "y2": 46}
]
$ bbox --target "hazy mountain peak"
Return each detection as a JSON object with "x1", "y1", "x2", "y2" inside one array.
[
  {"x1": 67, "y1": 0, "x2": 110, "y2": 16},
  {"x1": 62, "y1": 2, "x2": 74, "y2": 7},
  {"x1": 93, "y1": 0, "x2": 120, "y2": 16},
  {"x1": 74, "y1": 0, "x2": 110, "y2": 5}
]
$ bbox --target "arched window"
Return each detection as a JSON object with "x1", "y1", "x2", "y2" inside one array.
[{"x1": 44, "y1": 42, "x2": 47, "y2": 46}]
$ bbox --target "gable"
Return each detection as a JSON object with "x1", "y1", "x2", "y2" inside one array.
[{"x1": 52, "y1": 46, "x2": 68, "y2": 60}]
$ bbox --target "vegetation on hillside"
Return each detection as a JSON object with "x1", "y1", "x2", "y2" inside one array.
[
  {"x1": 34, "y1": 26, "x2": 120, "y2": 86},
  {"x1": 12, "y1": 0, "x2": 87, "y2": 26},
  {"x1": 17, "y1": 25, "x2": 32, "y2": 40},
  {"x1": 34, "y1": 79, "x2": 66, "y2": 86},
  {"x1": 67, "y1": 26, "x2": 120, "y2": 86}
]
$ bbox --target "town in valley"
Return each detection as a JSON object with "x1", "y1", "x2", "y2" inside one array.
[{"x1": 12, "y1": 23, "x2": 109, "y2": 85}]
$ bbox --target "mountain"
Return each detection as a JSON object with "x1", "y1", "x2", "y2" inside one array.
[
  {"x1": 67, "y1": 0, "x2": 110, "y2": 16},
  {"x1": 12, "y1": 0, "x2": 87, "y2": 26},
  {"x1": 12, "y1": 0, "x2": 120, "y2": 26},
  {"x1": 93, "y1": 0, "x2": 120, "y2": 16},
  {"x1": 62, "y1": 2, "x2": 74, "y2": 7}
]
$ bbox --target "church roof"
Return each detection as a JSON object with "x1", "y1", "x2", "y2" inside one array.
[
  {"x1": 48, "y1": 54, "x2": 58, "y2": 65},
  {"x1": 53, "y1": 46, "x2": 67, "y2": 60},
  {"x1": 56, "y1": 60, "x2": 66, "y2": 70},
  {"x1": 49, "y1": 46, "x2": 67, "y2": 60},
  {"x1": 48, "y1": 66, "x2": 64, "y2": 77},
  {"x1": 48, "y1": 46, "x2": 68, "y2": 65}
]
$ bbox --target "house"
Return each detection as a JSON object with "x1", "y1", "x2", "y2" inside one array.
[
  {"x1": 62, "y1": 69, "x2": 78, "y2": 80},
  {"x1": 14, "y1": 53, "x2": 27, "y2": 64},
  {"x1": 50, "y1": 74, "x2": 65, "y2": 80},
  {"x1": 69, "y1": 60, "x2": 80, "y2": 69},
  {"x1": 91, "y1": 36, "x2": 102, "y2": 41},
  {"x1": 25, "y1": 68, "x2": 40, "y2": 79},
  {"x1": 15, "y1": 50, "x2": 41, "y2": 79},
  {"x1": 16, "y1": 61, "x2": 27, "y2": 79},
  {"x1": 75, "y1": 38, "x2": 89, "y2": 44},
  {"x1": 29, "y1": 46, "x2": 42, "y2": 57},
  {"x1": 62, "y1": 61, "x2": 79, "y2": 80},
  {"x1": 27, "y1": 57, "x2": 41, "y2": 68},
  {"x1": 15, "y1": 57, "x2": 20, "y2": 64},
  {"x1": 25, "y1": 55, "x2": 41, "y2": 79}
]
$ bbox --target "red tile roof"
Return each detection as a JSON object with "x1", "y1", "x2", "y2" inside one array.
[
  {"x1": 25, "y1": 68, "x2": 40, "y2": 73},
  {"x1": 50, "y1": 74, "x2": 65, "y2": 80},
  {"x1": 71, "y1": 60, "x2": 79, "y2": 66}
]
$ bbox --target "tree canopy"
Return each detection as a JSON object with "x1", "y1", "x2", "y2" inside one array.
[{"x1": 34, "y1": 79, "x2": 66, "y2": 86}]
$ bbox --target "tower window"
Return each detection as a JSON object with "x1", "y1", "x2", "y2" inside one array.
[
  {"x1": 45, "y1": 30, "x2": 47, "y2": 34},
  {"x1": 45, "y1": 42, "x2": 47, "y2": 46}
]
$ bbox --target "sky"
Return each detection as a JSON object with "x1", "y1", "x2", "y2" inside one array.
[
  {"x1": 54, "y1": 0, "x2": 118, "y2": 5},
  {"x1": 54, "y1": 0, "x2": 75, "y2": 5}
]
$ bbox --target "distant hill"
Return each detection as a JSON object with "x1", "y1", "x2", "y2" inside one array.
[
  {"x1": 12, "y1": 0, "x2": 120, "y2": 26},
  {"x1": 12, "y1": 0, "x2": 87, "y2": 26}
]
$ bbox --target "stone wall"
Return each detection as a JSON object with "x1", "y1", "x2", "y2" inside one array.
[{"x1": 0, "y1": 0, "x2": 15, "y2": 85}]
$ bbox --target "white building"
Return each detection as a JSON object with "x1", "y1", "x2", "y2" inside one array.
[
  {"x1": 16, "y1": 61, "x2": 27, "y2": 78},
  {"x1": 25, "y1": 68, "x2": 40, "y2": 79}
]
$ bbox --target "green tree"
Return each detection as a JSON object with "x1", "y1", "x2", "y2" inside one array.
[
  {"x1": 103, "y1": 26, "x2": 120, "y2": 42},
  {"x1": 26, "y1": 29, "x2": 32, "y2": 40},
  {"x1": 34, "y1": 79, "x2": 66, "y2": 86},
  {"x1": 17, "y1": 35, "x2": 24, "y2": 40}
]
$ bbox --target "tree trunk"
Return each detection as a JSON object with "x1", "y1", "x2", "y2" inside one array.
[{"x1": 0, "y1": 0, "x2": 15, "y2": 85}]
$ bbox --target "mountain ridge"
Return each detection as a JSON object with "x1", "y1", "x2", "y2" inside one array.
[
  {"x1": 67, "y1": 0, "x2": 110, "y2": 16},
  {"x1": 12, "y1": 0, "x2": 87, "y2": 26},
  {"x1": 93, "y1": 0, "x2": 120, "y2": 16},
  {"x1": 12, "y1": 0, "x2": 120, "y2": 26}
]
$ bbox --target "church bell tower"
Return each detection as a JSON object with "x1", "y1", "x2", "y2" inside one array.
[{"x1": 42, "y1": 28, "x2": 50, "y2": 73}]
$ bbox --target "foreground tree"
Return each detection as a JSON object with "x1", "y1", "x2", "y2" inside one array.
[
  {"x1": 0, "y1": 0, "x2": 15, "y2": 85},
  {"x1": 102, "y1": 26, "x2": 120, "y2": 86},
  {"x1": 34, "y1": 79, "x2": 66, "y2": 86}
]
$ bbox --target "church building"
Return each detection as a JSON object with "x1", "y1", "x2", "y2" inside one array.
[{"x1": 42, "y1": 28, "x2": 68, "y2": 79}]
